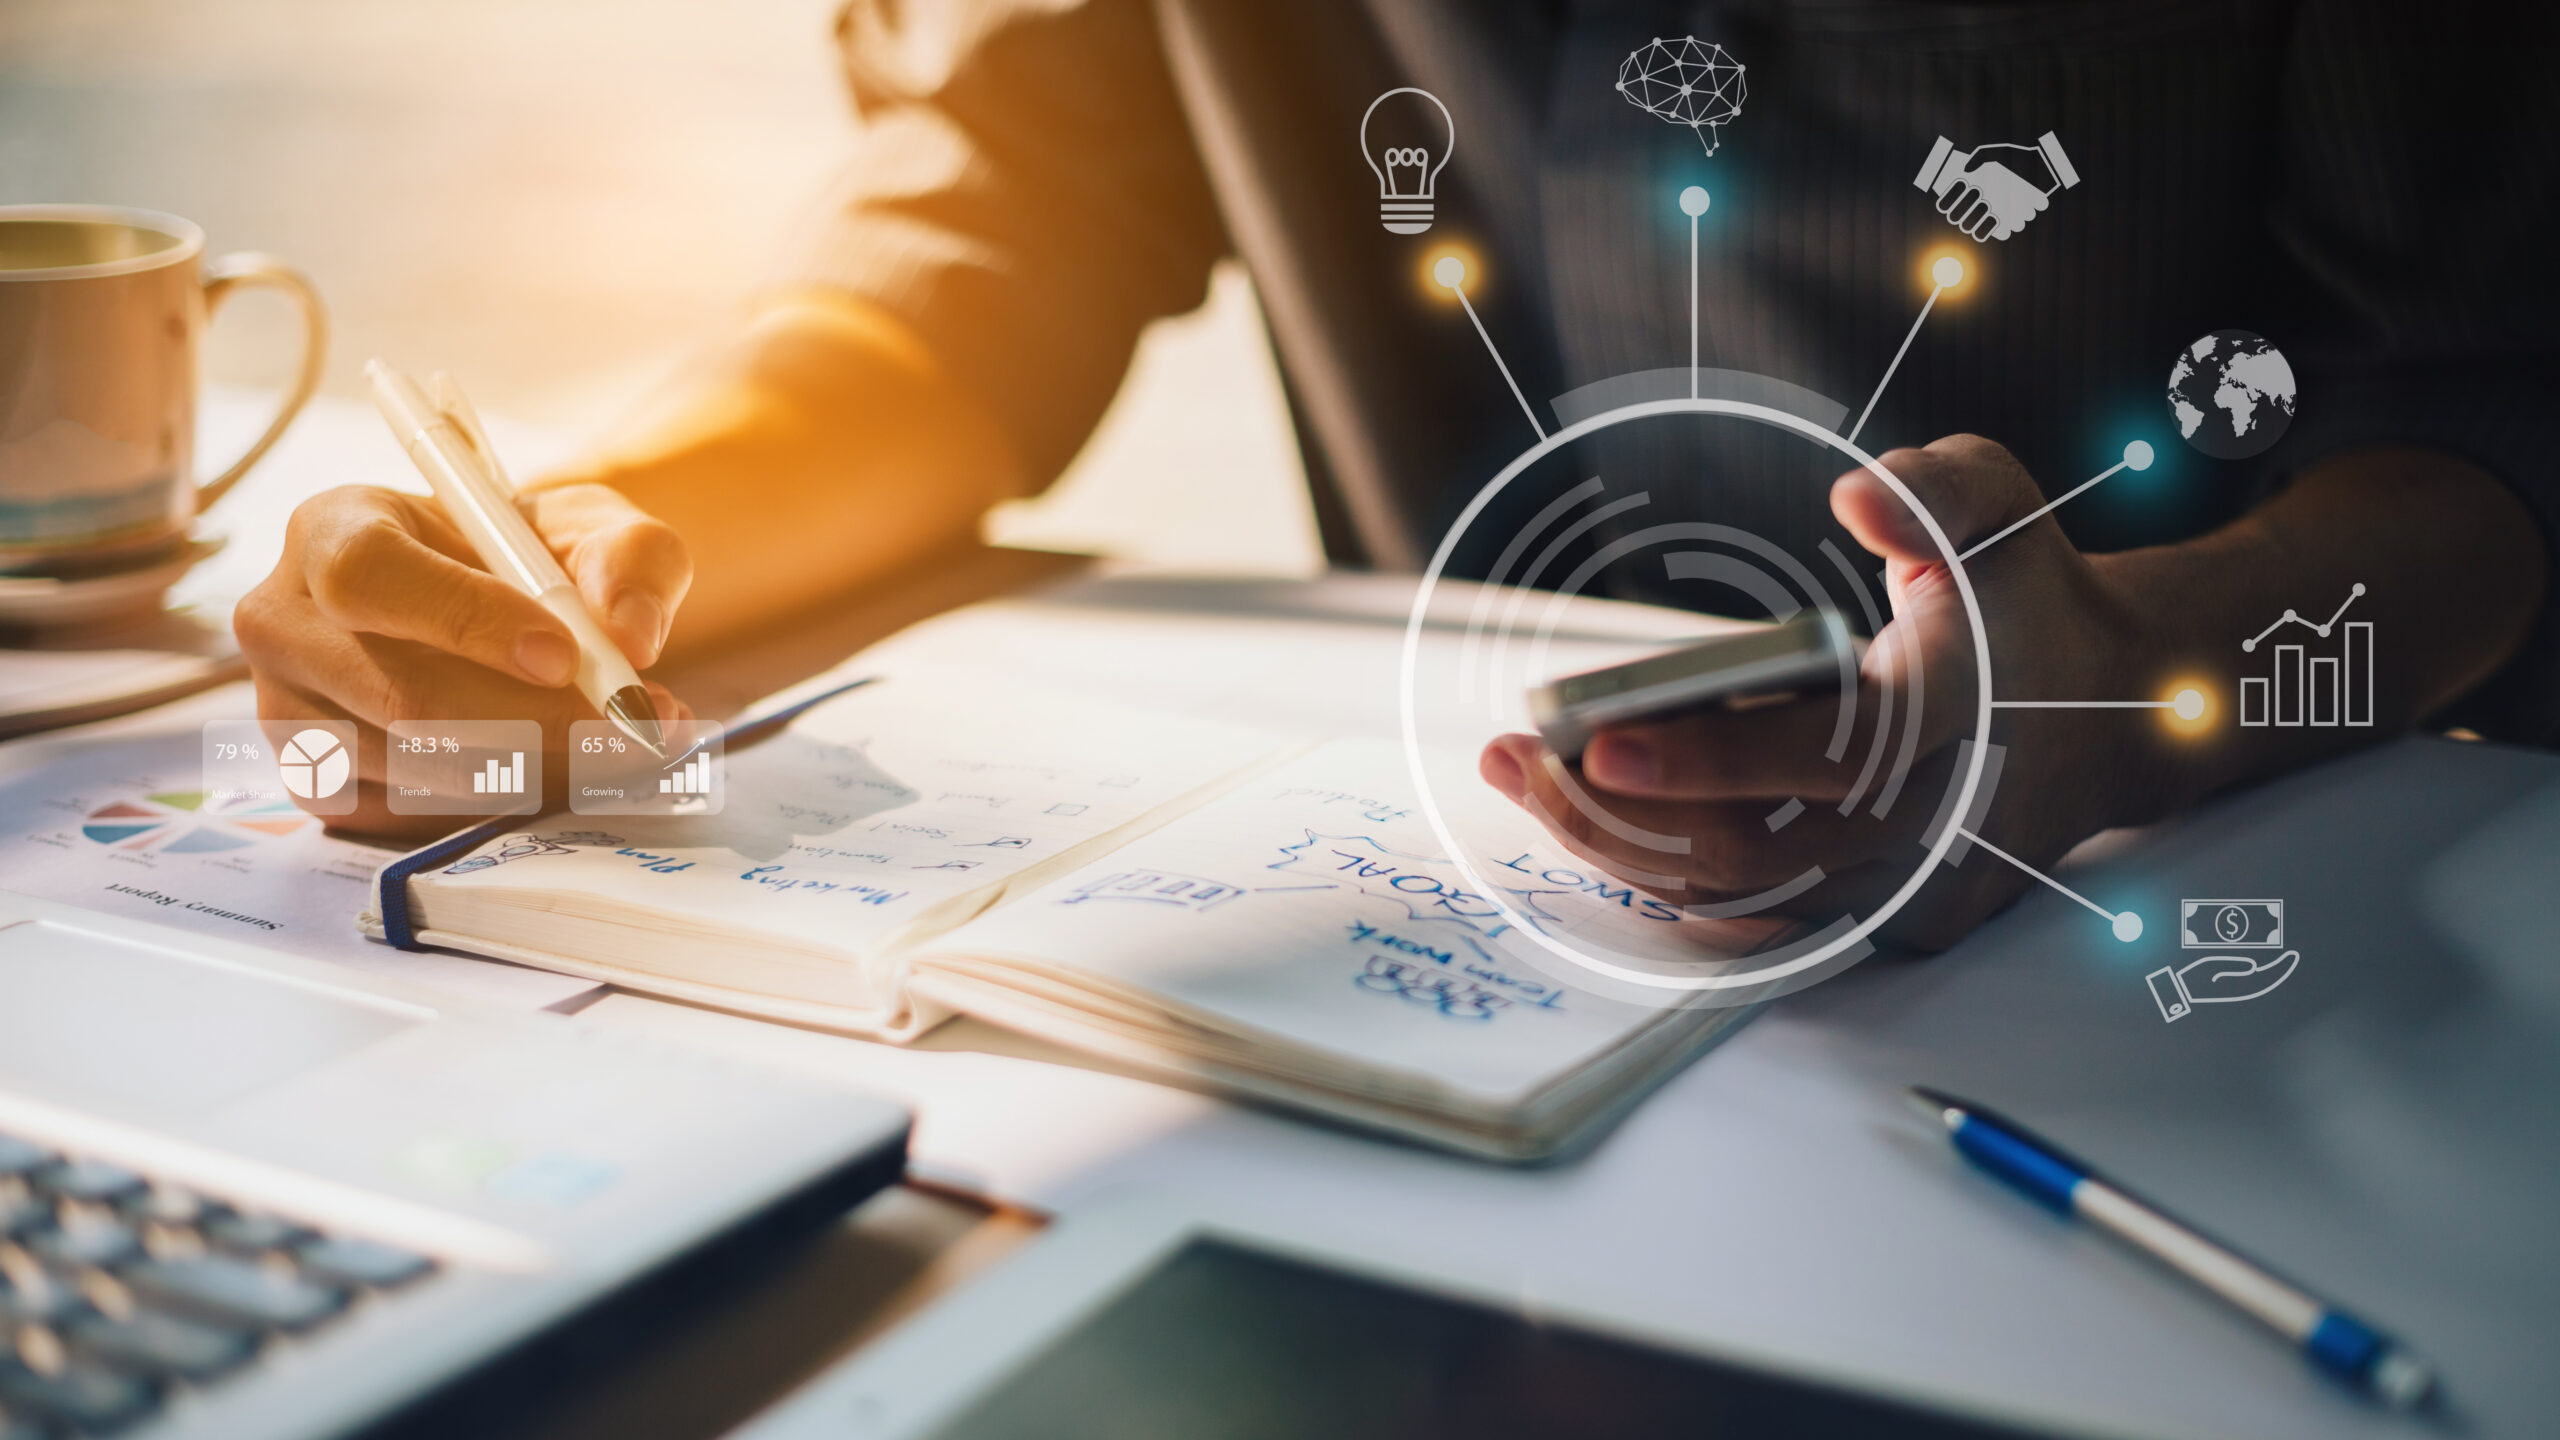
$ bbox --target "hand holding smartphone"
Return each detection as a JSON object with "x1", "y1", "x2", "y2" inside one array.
[{"x1": 1529, "y1": 610, "x2": 1858, "y2": 760}]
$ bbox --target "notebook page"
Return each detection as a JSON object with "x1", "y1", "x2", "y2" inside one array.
[
  {"x1": 408, "y1": 676, "x2": 1287, "y2": 963},
  {"x1": 920, "y1": 739, "x2": 1777, "y2": 1103}
]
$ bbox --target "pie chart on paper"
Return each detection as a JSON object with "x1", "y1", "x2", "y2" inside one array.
[
  {"x1": 278, "y1": 728, "x2": 352, "y2": 801},
  {"x1": 81, "y1": 792, "x2": 315, "y2": 854}
]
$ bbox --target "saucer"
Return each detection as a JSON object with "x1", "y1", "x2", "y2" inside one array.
[{"x1": 0, "y1": 535, "x2": 227, "y2": 629}]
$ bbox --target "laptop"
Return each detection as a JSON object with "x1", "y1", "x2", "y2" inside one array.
[{"x1": 0, "y1": 889, "x2": 909, "y2": 1439}]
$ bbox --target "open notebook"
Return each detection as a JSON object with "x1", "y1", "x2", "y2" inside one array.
[{"x1": 366, "y1": 672, "x2": 1785, "y2": 1161}]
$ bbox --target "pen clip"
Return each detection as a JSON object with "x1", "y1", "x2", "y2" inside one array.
[{"x1": 429, "y1": 371, "x2": 516, "y2": 494}]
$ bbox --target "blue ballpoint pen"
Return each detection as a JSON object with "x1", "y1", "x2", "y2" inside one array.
[{"x1": 1908, "y1": 1086, "x2": 2438, "y2": 1409}]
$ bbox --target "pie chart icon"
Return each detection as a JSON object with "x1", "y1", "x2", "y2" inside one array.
[{"x1": 278, "y1": 728, "x2": 353, "y2": 801}]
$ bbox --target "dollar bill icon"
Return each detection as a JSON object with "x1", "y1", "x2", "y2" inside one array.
[{"x1": 2178, "y1": 898, "x2": 2284, "y2": 950}]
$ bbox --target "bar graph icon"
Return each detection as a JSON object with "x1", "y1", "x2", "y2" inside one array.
[
  {"x1": 471, "y1": 752, "x2": 527, "y2": 794},
  {"x1": 567, "y1": 719, "x2": 723, "y2": 815},
  {"x1": 2239, "y1": 585, "x2": 2371, "y2": 728},
  {"x1": 660, "y1": 753, "x2": 715, "y2": 796}
]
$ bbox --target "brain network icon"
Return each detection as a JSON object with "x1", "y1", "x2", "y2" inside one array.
[{"x1": 1617, "y1": 37, "x2": 1747, "y2": 155}]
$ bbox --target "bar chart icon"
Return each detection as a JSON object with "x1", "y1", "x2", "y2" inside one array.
[
  {"x1": 387, "y1": 721, "x2": 540, "y2": 815},
  {"x1": 2239, "y1": 585, "x2": 2371, "y2": 728},
  {"x1": 471, "y1": 752, "x2": 527, "y2": 794},
  {"x1": 661, "y1": 753, "x2": 715, "y2": 796},
  {"x1": 568, "y1": 719, "x2": 723, "y2": 815}
]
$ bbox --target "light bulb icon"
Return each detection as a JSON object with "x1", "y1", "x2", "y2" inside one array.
[{"x1": 1359, "y1": 87, "x2": 1454, "y2": 235}]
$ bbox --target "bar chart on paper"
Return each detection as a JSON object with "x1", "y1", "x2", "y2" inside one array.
[{"x1": 2240, "y1": 585, "x2": 2371, "y2": 728}]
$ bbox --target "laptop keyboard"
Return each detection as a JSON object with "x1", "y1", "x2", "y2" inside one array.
[{"x1": 0, "y1": 1132, "x2": 436, "y2": 1437}]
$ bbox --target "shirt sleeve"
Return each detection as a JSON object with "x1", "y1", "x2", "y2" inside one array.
[
  {"x1": 786, "y1": 0, "x2": 1229, "y2": 486},
  {"x1": 2271, "y1": 0, "x2": 2560, "y2": 742}
]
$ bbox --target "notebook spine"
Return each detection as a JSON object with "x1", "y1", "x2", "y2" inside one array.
[{"x1": 374, "y1": 817, "x2": 520, "y2": 949}]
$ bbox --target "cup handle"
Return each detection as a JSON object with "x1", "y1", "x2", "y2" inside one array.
[{"x1": 198, "y1": 252, "x2": 329, "y2": 511}]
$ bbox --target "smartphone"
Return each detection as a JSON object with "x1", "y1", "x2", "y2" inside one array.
[{"x1": 1528, "y1": 609, "x2": 1858, "y2": 759}]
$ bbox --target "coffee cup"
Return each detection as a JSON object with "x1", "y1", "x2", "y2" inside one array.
[{"x1": 0, "y1": 204, "x2": 326, "y2": 576}]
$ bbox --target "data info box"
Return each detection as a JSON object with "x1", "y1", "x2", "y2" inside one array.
[
  {"x1": 386, "y1": 720, "x2": 544, "y2": 816},
  {"x1": 568, "y1": 719, "x2": 724, "y2": 816},
  {"x1": 201, "y1": 719, "x2": 359, "y2": 817}
]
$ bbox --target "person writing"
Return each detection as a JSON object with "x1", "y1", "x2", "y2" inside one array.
[{"x1": 237, "y1": 0, "x2": 2554, "y2": 948}]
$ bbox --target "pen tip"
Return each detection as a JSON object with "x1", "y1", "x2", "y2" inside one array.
[
  {"x1": 604, "y1": 685, "x2": 669, "y2": 762},
  {"x1": 1904, "y1": 1086, "x2": 1965, "y2": 1128},
  {"x1": 2373, "y1": 1349, "x2": 2439, "y2": 1410}
]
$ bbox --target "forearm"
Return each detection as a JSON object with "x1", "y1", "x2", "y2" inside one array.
[
  {"x1": 2096, "y1": 446, "x2": 2548, "y2": 819},
  {"x1": 526, "y1": 291, "x2": 1026, "y2": 657}
]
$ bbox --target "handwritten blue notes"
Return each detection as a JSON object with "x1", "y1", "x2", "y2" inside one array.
[
  {"x1": 1064, "y1": 870, "x2": 1250, "y2": 913},
  {"x1": 401, "y1": 677, "x2": 1285, "y2": 1032},
  {"x1": 921, "y1": 740, "x2": 1756, "y2": 1103},
  {"x1": 376, "y1": 586, "x2": 1788, "y2": 1153},
  {"x1": 1348, "y1": 921, "x2": 1569, "y2": 1021}
]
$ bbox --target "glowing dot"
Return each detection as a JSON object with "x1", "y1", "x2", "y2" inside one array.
[
  {"x1": 2172, "y1": 688, "x2": 2205, "y2": 721},
  {"x1": 1679, "y1": 185, "x2": 1710, "y2": 217},
  {"x1": 1432, "y1": 256, "x2": 1466, "y2": 289},
  {"x1": 1931, "y1": 255, "x2": 1964, "y2": 288},
  {"x1": 2112, "y1": 911, "x2": 2144, "y2": 944},
  {"x1": 2124, "y1": 440, "x2": 2155, "y2": 470}
]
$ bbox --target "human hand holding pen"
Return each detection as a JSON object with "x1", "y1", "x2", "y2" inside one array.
[
  {"x1": 237, "y1": 291, "x2": 1032, "y2": 840},
  {"x1": 234, "y1": 475, "x2": 692, "y2": 840}
]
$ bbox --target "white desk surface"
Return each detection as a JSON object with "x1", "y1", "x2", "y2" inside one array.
[
  {"x1": 16, "y1": 523, "x2": 2551, "y2": 1434},
  {"x1": 583, "y1": 574, "x2": 2560, "y2": 1440}
]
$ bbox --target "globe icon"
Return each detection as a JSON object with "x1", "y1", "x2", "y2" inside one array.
[{"x1": 2167, "y1": 330, "x2": 2297, "y2": 459}]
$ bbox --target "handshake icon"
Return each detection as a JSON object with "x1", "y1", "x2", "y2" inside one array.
[
  {"x1": 1914, "y1": 131, "x2": 2080, "y2": 242},
  {"x1": 2148, "y1": 899, "x2": 2298, "y2": 1023}
]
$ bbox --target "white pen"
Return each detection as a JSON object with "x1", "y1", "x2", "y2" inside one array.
[{"x1": 364, "y1": 358, "x2": 668, "y2": 760}]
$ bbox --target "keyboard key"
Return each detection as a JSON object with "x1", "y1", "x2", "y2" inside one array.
[
  {"x1": 0, "y1": 1194, "x2": 44, "y2": 1241},
  {"x1": 0, "y1": 1272, "x2": 88, "y2": 1329},
  {"x1": 0, "y1": 1356, "x2": 160, "y2": 1435},
  {"x1": 120, "y1": 1257, "x2": 346, "y2": 1333},
  {"x1": 29, "y1": 1164, "x2": 143, "y2": 1207},
  {"x1": 25, "y1": 1219, "x2": 141, "y2": 1272},
  {"x1": 294, "y1": 1237, "x2": 434, "y2": 1291},
  {"x1": 0, "y1": 1139, "x2": 50, "y2": 1181},
  {"x1": 119, "y1": 1187, "x2": 223, "y2": 1231},
  {"x1": 65, "y1": 1309, "x2": 259, "y2": 1384},
  {"x1": 200, "y1": 1213, "x2": 313, "y2": 1255}
]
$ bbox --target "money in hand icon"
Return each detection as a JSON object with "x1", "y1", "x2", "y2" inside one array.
[{"x1": 2149, "y1": 898, "x2": 2298, "y2": 1022}]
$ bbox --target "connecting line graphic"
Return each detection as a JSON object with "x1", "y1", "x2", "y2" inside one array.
[
  {"x1": 2243, "y1": 583, "x2": 2365, "y2": 652},
  {"x1": 1997, "y1": 687, "x2": 2207, "y2": 722},
  {"x1": 1996, "y1": 700, "x2": 2173, "y2": 709},
  {"x1": 1433, "y1": 256, "x2": 1545, "y2": 440},
  {"x1": 1847, "y1": 255, "x2": 1963, "y2": 446},
  {"x1": 1680, "y1": 186, "x2": 1710, "y2": 398},
  {"x1": 1957, "y1": 440, "x2": 2155, "y2": 563},
  {"x1": 1954, "y1": 824, "x2": 2143, "y2": 942}
]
